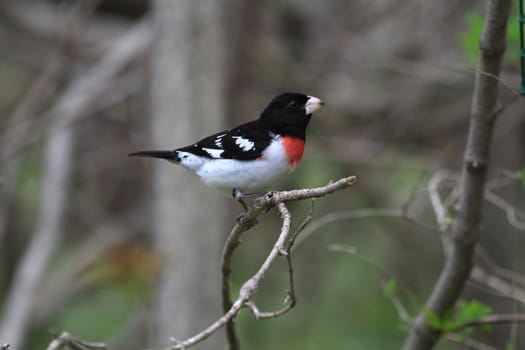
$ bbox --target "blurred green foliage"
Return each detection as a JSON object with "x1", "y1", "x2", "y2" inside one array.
[
  {"x1": 459, "y1": 13, "x2": 484, "y2": 66},
  {"x1": 506, "y1": 342, "x2": 517, "y2": 350},
  {"x1": 424, "y1": 300, "x2": 492, "y2": 335},
  {"x1": 459, "y1": 5, "x2": 521, "y2": 66}
]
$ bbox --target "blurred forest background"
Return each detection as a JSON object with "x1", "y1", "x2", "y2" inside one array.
[{"x1": 0, "y1": 0, "x2": 524, "y2": 349}]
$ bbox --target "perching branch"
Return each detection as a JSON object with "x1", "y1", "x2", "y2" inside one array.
[
  {"x1": 402, "y1": 0, "x2": 512, "y2": 348},
  {"x1": 220, "y1": 176, "x2": 355, "y2": 349},
  {"x1": 159, "y1": 176, "x2": 356, "y2": 350}
]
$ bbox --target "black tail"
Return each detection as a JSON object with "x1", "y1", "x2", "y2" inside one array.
[{"x1": 128, "y1": 150, "x2": 179, "y2": 161}]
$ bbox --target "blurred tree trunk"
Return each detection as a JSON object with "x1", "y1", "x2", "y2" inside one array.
[{"x1": 150, "y1": 1, "x2": 226, "y2": 349}]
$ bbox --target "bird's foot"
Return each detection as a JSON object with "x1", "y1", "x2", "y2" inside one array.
[
  {"x1": 233, "y1": 189, "x2": 269, "y2": 226},
  {"x1": 253, "y1": 191, "x2": 275, "y2": 211},
  {"x1": 233, "y1": 189, "x2": 267, "y2": 209}
]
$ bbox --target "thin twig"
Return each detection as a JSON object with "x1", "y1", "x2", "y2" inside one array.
[
  {"x1": 327, "y1": 243, "x2": 413, "y2": 324},
  {"x1": 470, "y1": 266, "x2": 525, "y2": 305},
  {"x1": 166, "y1": 202, "x2": 293, "y2": 350},
  {"x1": 263, "y1": 176, "x2": 357, "y2": 204},
  {"x1": 46, "y1": 331, "x2": 107, "y2": 350},
  {"x1": 427, "y1": 170, "x2": 461, "y2": 257},
  {"x1": 476, "y1": 246, "x2": 525, "y2": 290},
  {"x1": 220, "y1": 176, "x2": 356, "y2": 349},
  {"x1": 427, "y1": 170, "x2": 458, "y2": 230},
  {"x1": 293, "y1": 207, "x2": 441, "y2": 249},
  {"x1": 168, "y1": 338, "x2": 186, "y2": 350},
  {"x1": 485, "y1": 190, "x2": 525, "y2": 231},
  {"x1": 244, "y1": 201, "x2": 315, "y2": 321},
  {"x1": 446, "y1": 333, "x2": 499, "y2": 350},
  {"x1": 445, "y1": 313, "x2": 525, "y2": 333},
  {"x1": 387, "y1": 291, "x2": 413, "y2": 324},
  {"x1": 475, "y1": 68, "x2": 525, "y2": 105}
]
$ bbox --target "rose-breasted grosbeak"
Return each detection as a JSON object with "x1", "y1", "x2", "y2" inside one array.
[{"x1": 129, "y1": 92, "x2": 324, "y2": 211}]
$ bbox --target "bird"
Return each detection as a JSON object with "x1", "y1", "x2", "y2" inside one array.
[{"x1": 129, "y1": 92, "x2": 324, "y2": 213}]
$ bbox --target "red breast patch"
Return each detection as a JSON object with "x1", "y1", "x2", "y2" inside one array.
[{"x1": 282, "y1": 136, "x2": 305, "y2": 167}]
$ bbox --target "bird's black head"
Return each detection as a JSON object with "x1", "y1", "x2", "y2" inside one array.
[{"x1": 260, "y1": 92, "x2": 324, "y2": 139}]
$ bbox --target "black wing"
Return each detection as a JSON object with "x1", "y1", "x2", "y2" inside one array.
[{"x1": 177, "y1": 120, "x2": 273, "y2": 160}]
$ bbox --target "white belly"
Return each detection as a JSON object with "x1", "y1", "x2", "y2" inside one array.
[{"x1": 195, "y1": 140, "x2": 293, "y2": 193}]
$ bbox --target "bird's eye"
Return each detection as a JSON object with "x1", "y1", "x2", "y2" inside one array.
[{"x1": 288, "y1": 100, "x2": 299, "y2": 108}]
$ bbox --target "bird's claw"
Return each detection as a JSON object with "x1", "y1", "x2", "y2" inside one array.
[
  {"x1": 252, "y1": 197, "x2": 264, "y2": 209},
  {"x1": 253, "y1": 191, "x2": 273, "y2": 209}
]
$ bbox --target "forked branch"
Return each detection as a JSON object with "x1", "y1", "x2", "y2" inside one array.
[{"x1": 158, "y1": 176, "x2": 357, "y2": 350}]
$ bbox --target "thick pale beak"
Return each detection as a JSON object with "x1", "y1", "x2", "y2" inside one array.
[{"x1": 305, "y1": 96, "x2": 324, "y2": 114}]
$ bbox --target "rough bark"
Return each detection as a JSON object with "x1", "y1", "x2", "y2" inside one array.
[
  {"x1": 402, "y1": 0, "x2": 512, "y2": 349},
  {"x1": 150, "y1": 1, "x2": 226, "y2": 349}
]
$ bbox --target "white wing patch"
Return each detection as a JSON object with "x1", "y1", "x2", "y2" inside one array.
[
  {"x1": 232, "y1": 136, "x2": 255, "y2": 151},
  {"x1": 197, "y1": 138, "x2": 291, "y2": 193},
  {"x1": 203, "y1": 148, "x2": 224, "y2": 158},
  {"x1": 214, "y1": 134, "x2": 225, "y2": 148}
]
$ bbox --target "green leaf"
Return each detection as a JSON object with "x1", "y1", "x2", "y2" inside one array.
[
  {"x1": 424, "y1": 308, "x2": 442, "y2": 330},
  {"x1": 383, "y1": 278, "x2": 398, "y2": 299},
  {"x1": 441, "y1": 300, "x2": 493, "y2": 333},
  {"x1": 425, "y1": 300, "x2": 494, "y2": 334},
  {"x1": 457, "y1": 300, "x2": 492, "y2": 321}
]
